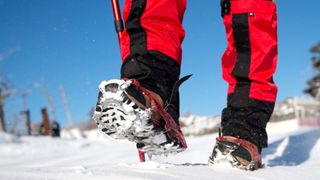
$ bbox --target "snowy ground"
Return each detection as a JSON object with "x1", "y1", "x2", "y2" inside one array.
[{"x1": 1, "y1": 119, "x2": 320, "y2": 180}]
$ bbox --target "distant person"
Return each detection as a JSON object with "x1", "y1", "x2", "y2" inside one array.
[
  {"x1": 51, "y1": 121, "x2": 60, "y2": 137},
  {"x1": 39, "y1": 123, "x2": 46, "y2": 136}
]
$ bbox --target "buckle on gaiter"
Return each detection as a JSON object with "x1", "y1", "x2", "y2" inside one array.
[{"x1": 221, "y1": 0, "x2": 231, "y2": 18}]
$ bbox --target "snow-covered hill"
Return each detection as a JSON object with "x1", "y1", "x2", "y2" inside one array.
[
  {"x1": 179, "y1": 115, "x2": 220, "y2": 136},
  {"x1": 0, "y1": 119, "x2": 320, "y2": 180}
]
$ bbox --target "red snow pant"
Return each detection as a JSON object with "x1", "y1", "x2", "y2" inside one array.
[
  {"x1": 119, "y1": 0, "x2": 278, "y2": 150},
  {"x1": 120, "y1": 0, "x2": 186, "y2": 64}
]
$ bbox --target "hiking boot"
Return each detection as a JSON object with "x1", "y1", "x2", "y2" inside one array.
[
  {"x1": 208, "y1": 136, "x2": 262, "y2": 170},
  {"x1": 93, "y1": 52, "x2": 190, "y2": 156}
]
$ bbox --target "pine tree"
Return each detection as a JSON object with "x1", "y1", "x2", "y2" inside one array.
[{"x1": 304, "y1": 42, "x2": 320, "y2": 100}]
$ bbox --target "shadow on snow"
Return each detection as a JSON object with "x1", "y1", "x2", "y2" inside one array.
[{"x1": 262, "y1": 129, "x2": 320, "y2": 167}]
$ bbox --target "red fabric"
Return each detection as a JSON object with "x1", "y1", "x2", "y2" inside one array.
[
  {"x1": 120, "y1": 0, "x2": 278, "y2": 103},
  {"x1": 222, "y1": 0, "x2": 278, "y2": 102},
  {"x1": 120, "y1": 0, "x2": 186, "y2": 64}
]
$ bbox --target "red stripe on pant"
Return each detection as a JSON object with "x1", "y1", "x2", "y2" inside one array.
[
  {"x1": 222, "y1": 0, "x2": 278, "y2": 104},
  {"x1": 120, "y1": 0, "x2": 186, "y2": 64}
]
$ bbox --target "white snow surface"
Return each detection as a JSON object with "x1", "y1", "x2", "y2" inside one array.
[{"x1": 1, "y1": 119, "x2": 320, "y2": 180}]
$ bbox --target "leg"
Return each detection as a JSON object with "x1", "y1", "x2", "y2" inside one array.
[
  {"x1": 120, "y1": 0, "x2": 187, "y2": 123},
  {"x1": 94, "y1": 0, "x2": 188, "y2": 157},
  {"x1": 209, "y1": 0, "x2": 278, "y2": 170}
]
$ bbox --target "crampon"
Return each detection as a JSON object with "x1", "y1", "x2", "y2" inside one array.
[
  {"x1": 208, "y1": 136, "x2": 262, "y2": 171},
  {"x1": 93, "y1": 78, "x2": 189, "y2": 161}
]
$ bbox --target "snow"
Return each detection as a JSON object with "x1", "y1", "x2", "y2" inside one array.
[
  {"x1": 61, "y1": 128, "x2": 85, "y2": 139},
  {"x1": 180, "y1": 115, "x2": 220, "y2": 136},
  {"x1": 1, "y1": 119, "x2": 320, "y2": 179},
  {"x1": 0, "y1": 132, "x2": 21, "y2": 143}
]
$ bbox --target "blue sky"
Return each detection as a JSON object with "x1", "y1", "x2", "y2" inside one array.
[{"x1": 1, "y1": 0, "x2": 320, "y2": 128}]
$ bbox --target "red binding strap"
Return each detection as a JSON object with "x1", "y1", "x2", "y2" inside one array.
[
  {"x1": 216, "y1": 136, "x2": 261, "y2": 163},
  {"x1": 129, "y1": 79, "x2": 187, "y2": 148}
]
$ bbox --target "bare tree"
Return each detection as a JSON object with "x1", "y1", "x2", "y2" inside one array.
[
  {"x1": 19, "y1": 85, "x2": 33, "y2": 135},
  {"x1": 0, "y1": 82, "x2": 12, "y2": 132},
  {"x1": 59, "y1": 85, "x2": 74, "y2": 128},
  {"x1": 0, "y1": 49, "x2": 17, "y2": 133}
]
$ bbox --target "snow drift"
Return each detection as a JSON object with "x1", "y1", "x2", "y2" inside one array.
[{"x1": 0, "y1": 132, "x2": 21, "y2": 144}]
